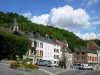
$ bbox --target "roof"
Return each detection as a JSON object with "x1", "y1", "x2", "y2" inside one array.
[
  {"x1": 74, "y1": 48, "x2": 97, "y2": 54},
  {"x1": 56, "y1": 40, "x2": 72, "y2": 53},
  {"x1": 56, "y1": 40, "x2": 64, "y2": 48},
  {"x1": 12, "y1": 18, "x2": 18, "y2": 26},
  {"x1": 20, "y1": 32, "x2": 58, "y2": 45},
  {"x1": 88, "y1": 41, "x2": 100, "y2": 50}
]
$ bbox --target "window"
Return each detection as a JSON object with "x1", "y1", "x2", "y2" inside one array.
[
  {"x1": 82, "y1": 53, "x2": 85, "y2": 55},
  {"x1": 54, "y1": 55, "x2": 56, "y2": 59},
  {"x1": 95, "y1": 57, "x2": 97, "y2": 61},
  {"x1": 54, "y1": 49, "x2": 56, "y2": 52},
  {"x1": 54, "y1": 55, "x2": 59, "y2": 59},
  {"x1": 54, "y1": 49, "x2": 59, "y2": 53},
  {"x1": 40, "y1": 50, "x2": 43, "y2": 56},
  {"x1": 54, "y1": 61, "x2": 56, "y2": 64},
  {"x1": 77, "y1": 53, "x2": 79, "y2": 55},
  {"x1": 90, "y1": 57, "x2": 91, "y2": 60},
  {"x1": 88, "y1": 56, "x2": 90, "y2": 60},
  {"x1": 77, "y1": 57, "x2": 79, "y2": 60},
  {"x1": 92, "y1": 57, "x2": 94, "y2": 61},
  {"x1": 36, "y1": 50, "x2": 39, "y2": 56},
  {"x1": 57, "y1": 49, "x2": 59, "y2": 53},
  {"x1": 36, "y1": 42, "x2": 39, "y2": 47},
  {"x1": 57, "y1": 55, "x2": 59, "y2": 59},
  {"x1": 40, "y1": 43, "x2": 43, "y2": 48},
  {"x1": 82, "y1": 57, "x2": 84, "y2": 60},
  {"x1": 57, "y1": 61, "x2": 58, "y2": 64}
]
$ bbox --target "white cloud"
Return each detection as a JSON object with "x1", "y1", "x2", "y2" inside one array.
[
  {"x1": 28, "y1": 5, "x2": 90, "y2": 29},
  {"x1": 83, "y1": 0, "x2": 100, "y2": 5},
  {"x1": 75, "y1": 32, "x2": 100, "y2": 40},
  {"x1": 91, "y1": 21, "x2": 100, "y2": 25},
  {"x1": 30, "y1": 14, "x2": 50, "y2": 25},
  {"x1": 22, "y1": 11, "x2": 32, "y2": 18}
]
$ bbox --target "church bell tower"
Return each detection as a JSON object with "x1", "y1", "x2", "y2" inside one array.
[{"x1": 12, "y1": 18, "x2": 19, "y2": 31}]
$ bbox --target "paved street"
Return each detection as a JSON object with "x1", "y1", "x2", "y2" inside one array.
[
  {"x1": 56, "y1": 70, "x2": 100, "y2": 75},
  {"x1": 1, "y1": 61, "x2": 100, "y2": 75},
  {"x1": 0, "y1": 61, "x2": 71, "y2": 75},
  {"x1": 0, "y1": 61, "x2": 49, "y2": 75}
]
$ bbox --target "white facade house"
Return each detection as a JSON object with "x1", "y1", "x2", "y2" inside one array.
[{"x1": 26, "y1": 34, "x2": 61, "y2": 66}]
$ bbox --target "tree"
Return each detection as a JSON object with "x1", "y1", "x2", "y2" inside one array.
[
  {"x1": 0, "y1": 32, "x2": 30, "y2": 60},
  {"x1": 58, "y1": 40, "x2": 68, "y2": 69}
]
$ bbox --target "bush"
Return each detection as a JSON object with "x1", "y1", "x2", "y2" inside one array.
[
  {"x1": 10, "y1": 62, "x2": 20, "y2": 68},
  {"x1": 10, "y1": 61, "x2": 39, "y2": 70},
  {"x1": 25, "y1": 64, "x2": 39, "y2": 70}
]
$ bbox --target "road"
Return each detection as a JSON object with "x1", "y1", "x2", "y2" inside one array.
[
  {"x1": 56, "y1": 70, "x2": 100, "y2": 75},
  {"x1": 0, "y1": 61, "x2": 49, "y2": 75},
  {"x1": 0, "y1": 61, "x2": 100, "y2": 75}
]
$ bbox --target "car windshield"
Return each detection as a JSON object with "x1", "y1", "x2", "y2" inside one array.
[{"x1": 47, "y1": 61, "x2": 52, "y2": 64}]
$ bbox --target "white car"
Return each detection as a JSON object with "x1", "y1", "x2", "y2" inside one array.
[
  {"x1": 80, "y1": 64, "x2": 93, "y2": 70},
  {"x1": 72, "y1": 64, "x2": 93, "y2": 70},
  {"x1": 88, "y1": 64, "x2": 93, "y2": 70}
]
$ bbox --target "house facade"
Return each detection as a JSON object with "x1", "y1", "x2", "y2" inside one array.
[
  {"x1": 25, "y1": 33, "x2": 61, "y2": 66},
  {"x1": 88, "y1": 41, "x2": 100, "y2": 69},
  {"x1": 73, "y1": 49, "x2": 98, "y2": 68},
  {"x1": 56, "y1": 40, "x2": 73, "y2": 69}
]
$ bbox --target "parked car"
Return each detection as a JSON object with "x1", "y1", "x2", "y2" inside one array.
[
  {"x1": 88, "y1": 64, "x2": 93, "y2": 70},
  {"x1": 72, "y1": 63, "x2": 93, "y2": 70},
  {"x1": 36, "y1": 60, "x2": 54, "y2": 67},
  {"x1": 72, "y1": 64, "x2": 82, "y2": 69}
]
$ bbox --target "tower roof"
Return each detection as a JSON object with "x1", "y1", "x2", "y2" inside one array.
[{"x1": 12, "y1": 18, "x2": 18, "y2": 26}]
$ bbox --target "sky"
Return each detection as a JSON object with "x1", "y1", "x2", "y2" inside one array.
[{"x1": 0, "y1": 0, "x2": 100, "y2": 40}]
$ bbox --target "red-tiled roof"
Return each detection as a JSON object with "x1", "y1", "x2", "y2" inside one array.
[
  {"x1": 88, "y1": 41, "x2": 99, "y2": 50},
  {"x1": 56, "y1": 40, "x2": 63, "y2": 48}
]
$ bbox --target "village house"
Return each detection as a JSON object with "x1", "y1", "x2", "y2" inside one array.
[
  {"x1": 24, "y1": 33, "x2": 61, "y2": 66},
  {"x1": 88, "y1": 41, "x2": 100, "y2": 69},
  {"x1": 56, "y1": 40, "x2": 73, "y2": 69},
  {"x1": 73, "y1": 48, "x2": 98, "y2": 68}
]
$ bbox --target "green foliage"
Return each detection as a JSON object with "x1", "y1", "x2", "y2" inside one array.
[
  {"x1": 0, "y1": 32, "x2": 30, "y2": 59},
  {"x1": 0, "y1": 11, "x2": 89, "y2": 51}
]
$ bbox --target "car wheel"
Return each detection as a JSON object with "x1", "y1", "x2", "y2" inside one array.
[{"x1": 45, "y1": 64, "x2": 48, "y2": 67}]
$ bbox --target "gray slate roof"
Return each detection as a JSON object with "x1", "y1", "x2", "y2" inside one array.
[
  {"x1": 20, "y1": 31, "x2": 58, "y2": 45},
  {"x1": 74, "y1": 48, "x2": 97, "y2": 54}
]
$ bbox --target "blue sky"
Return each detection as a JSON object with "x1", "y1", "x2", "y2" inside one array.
[{"x1": 0, "y1": 0, "x2": 100, "y2": 40}]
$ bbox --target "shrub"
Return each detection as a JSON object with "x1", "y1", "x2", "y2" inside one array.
[
  {"x1": 10, "y1": 62, "x2": 20, "y2": 68},
  {"x1": 25, "y1": 64, "x2": 39, "y2": 70},
  {"x1": 10, "y1": 61, "x2": 39, "y2": 70}
]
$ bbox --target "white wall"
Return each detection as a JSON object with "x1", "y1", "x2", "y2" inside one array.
[{"x1": 29, "y1": 38, "x2": 61, "y2": 65}]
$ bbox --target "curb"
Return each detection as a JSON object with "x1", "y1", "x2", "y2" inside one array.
[{"x1": 0, "y1": 63, "x2": 10, "y2": 65}]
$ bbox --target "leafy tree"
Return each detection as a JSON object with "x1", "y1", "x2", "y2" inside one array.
[{"x1": 0, "y1": 32, "x2": 30, "y2": 59}]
